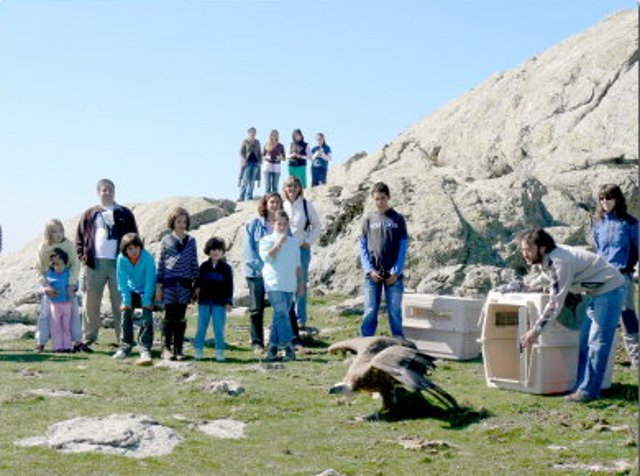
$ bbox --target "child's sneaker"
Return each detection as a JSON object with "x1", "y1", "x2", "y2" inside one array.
[
  {"x1": 194, "y1": 348, "x2": 204, "y2": 360},
  {"x1": 215, "y1": 349, "x2": 225, "y2": 362},
  {"x1": 135, "y1": 349, "x2": 152, "y2": 366},
  {"x1": 264, "y1": 346, "x2": 279, "y2": 362},
  {"x1": 283, "y1": 345, "x2": 296, "y2": 362},
  {"x1": 113, "y1": 349, "x2": 127, "y2": 360},
  {"x1": 34, "y1": 344, "x2": 45, "y2": 353}
]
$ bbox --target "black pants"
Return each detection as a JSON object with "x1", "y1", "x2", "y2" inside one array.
[
  {"x1": 163, "y1": 303, "x2": 187, "y2": 355},
  {"x1": 246, "y1": 277, "x2": 266, "y2": 347}
]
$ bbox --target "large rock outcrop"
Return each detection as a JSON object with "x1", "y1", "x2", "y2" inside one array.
[{"x1": 0, "y1": 9, "x2": 637, "y2": 322}]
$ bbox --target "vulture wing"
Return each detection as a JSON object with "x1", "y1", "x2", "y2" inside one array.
[
  {"x1": 328, "y1": 336, "x2": 416, "y2": 356},
  {"x1": 370, "y1": 346, "x2": 459, "y2": 411}
]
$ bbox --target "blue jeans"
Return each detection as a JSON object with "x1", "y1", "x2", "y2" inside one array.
[
  {"x1": 264, "y1": 171, "x2": 280, "y2": 194},
  {"x1": 195, "y1": 304, "x2": 227, "y2": 351},
  {"x1": 620, "y1": 274, "x2": 638, "y2": 336},
  {"x1": 361, "y1": 276, "x2": 404, "y2": 337},
  {"x1": 311, "y1": 166, "x2": 328, "y2": 187},
  {"x1": 291, "y1": 246, "x2": 311, "y2": 326},
  {"x1": 267, "y1": 291, "x2": 293, "y2": 347},
  {"x1": 239, "y1": 163, "x2": 259, "y2": 201},
  {"x1": 575, "y1": 286, "x2": 625, "y2": 398}
]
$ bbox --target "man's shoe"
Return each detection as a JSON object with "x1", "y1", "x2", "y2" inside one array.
[
  {"x1": 564, "y1": 391, "x2": 595, "y2": 403},
  {"x1": 135, "y1": 350, "x2": 153, "y2": 366},
  {"x1": 113, "y1": 349, "x2": 127, "y2": 360}
]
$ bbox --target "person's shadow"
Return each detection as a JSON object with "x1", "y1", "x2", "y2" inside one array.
[{"x1": 596, "y1": 382, "x2": 638, "y2": 404}]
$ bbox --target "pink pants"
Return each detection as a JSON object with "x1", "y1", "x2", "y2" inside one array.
[{"x1": 49, "y1": 301, "x2": 72, "y2": 351}]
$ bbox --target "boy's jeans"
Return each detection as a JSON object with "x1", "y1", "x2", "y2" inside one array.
[
  {"x1": 267, "y1": 291, "x2": 294, "y2": 347},
  {"x1": 360, "y1": 275, "x2": 404, "y2": 337},
  {"x1": 195, "y1": 304, "x2": 227, "y2": 351},
  {"x1": 239, "y1": 163, "x2": 259, "y2": 201},
  {"x1": 575, "y1": 285, "x2": 625, "y2": 398}
]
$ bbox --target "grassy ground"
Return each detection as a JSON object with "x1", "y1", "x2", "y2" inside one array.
[{"x1": 0, "y1": 294, "x2": 637, "y2": 476}]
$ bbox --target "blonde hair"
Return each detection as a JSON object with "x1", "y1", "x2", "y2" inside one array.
[
  {"x1": 266, "y1": 129, "x2": 280, "y2": 151},
  {"x1": 44, "y1": 219, "x2": 65, "y2": 245}
]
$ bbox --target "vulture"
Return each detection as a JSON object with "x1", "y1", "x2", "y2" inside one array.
[{"x1": 328, "y1": 336, "x2": 459, "y2": 420}]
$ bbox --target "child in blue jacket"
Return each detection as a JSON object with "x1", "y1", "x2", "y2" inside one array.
[{"x1": 114, "y1": 233, "x2": 157, "y2": 365}]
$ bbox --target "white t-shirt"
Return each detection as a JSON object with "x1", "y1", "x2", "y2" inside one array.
[{"x1": 94, "y1": 207, "x2": 118, "y2": 259}]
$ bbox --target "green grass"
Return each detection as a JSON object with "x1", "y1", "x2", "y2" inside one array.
[{"x1": 0, "y1": 294, "x2": 637, "y2": 476}]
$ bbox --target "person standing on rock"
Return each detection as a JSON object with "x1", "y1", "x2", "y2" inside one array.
[
  {"x1": 310, "y1": 132, "x2": 332, "y2": 187},
  {"x1": 243, "y1": 192, "x2": 284, "y2": 352},
  {"x1": 238, "y1": 127, "x2": 262, "y2": 202},
  {"x1": 155, "y1": 207, "x2": 199, "y2": 361},
  {"x1": 35, "y1": 219, "x2": 86, "y2": 352},
  {"x1": 519, "y1": 228, "x2": 626, "y2": 403},
  {"x1": 76, "y1": 179, "x2": 138, "y2": 347},
  {"x1": 359, "y1": 182, "x2": 408, "y2": 338},
  {"x1": 262, "y1": 129, "x2": 286, "y2": 194},
  {"x1": 592, "y1": 184, "x2": 639, "y2": 369},
  {"x1": 283, "y1": 175, "x2": 322, "y2": 344},
  {"x1": 287, "y1": 129, "x2": 310, "y2": 189}
]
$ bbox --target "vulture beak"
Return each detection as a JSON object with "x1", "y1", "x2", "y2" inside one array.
[{"x1": 329, "y1": 382, "x2": 353, "y2": 395}]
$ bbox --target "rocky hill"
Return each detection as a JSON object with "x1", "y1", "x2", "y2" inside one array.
[{"x1": 1, "y1": 9, "x2": 637, "y2": 322}]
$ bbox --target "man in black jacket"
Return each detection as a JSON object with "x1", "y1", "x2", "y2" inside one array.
[{"x1": 76, "y1": 179, "x2": 138, "y2": 346}]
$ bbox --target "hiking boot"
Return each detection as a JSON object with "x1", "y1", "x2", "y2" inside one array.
[
  {"x1": 194, "y1": 348, "x2": 204, "y2": 360},
  {"x1": 113, "y1": 349, "x2": 127, "y2": 360},
  {"x1": 135, "y1": 349, "x2": 153, "y2": 366},
  {"x1": 283, "y1": 345, "x2": 296, "y2": 362},
  {"x1": 264, "y1": 346, "x2": 279, "y2": 362},
  {"x1": 215, "y1": 349, "x2": 225, "y2": 362},
  {"x1": 564, "y1": 391, "x2": 594, "y2": 403}
]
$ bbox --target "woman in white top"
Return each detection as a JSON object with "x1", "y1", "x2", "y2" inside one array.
[{"x1": 282, "y1": 175, "x2": 322, "y2": 341}]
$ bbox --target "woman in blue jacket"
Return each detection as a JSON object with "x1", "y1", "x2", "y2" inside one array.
[
  {"x1": 593, "y1": 184, "x2": 639, "y2": 369},
  {"x1": 243, "y1": 193, "x2": 283, "y2": 352}
]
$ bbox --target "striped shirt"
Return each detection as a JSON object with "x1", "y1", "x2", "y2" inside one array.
[{"x1": 156, "y1": 233, "x2": 199, "y2": 304}]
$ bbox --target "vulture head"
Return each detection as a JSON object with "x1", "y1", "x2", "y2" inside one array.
[{"x1": 328, "y1": 336, "x2": 459, "y2": 420}]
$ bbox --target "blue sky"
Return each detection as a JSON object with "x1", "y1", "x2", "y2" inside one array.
[{"x1": 0, "y1": 0, "x2": 633, "y2": 254}]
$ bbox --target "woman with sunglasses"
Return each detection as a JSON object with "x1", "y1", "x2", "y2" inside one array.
[{"x1": 593, "y1": 184, "x2": 639, "y2": 369}]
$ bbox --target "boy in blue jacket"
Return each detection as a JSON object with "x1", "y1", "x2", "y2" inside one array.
[
  {"x1": 114, "y1": 233, "x2": 157, "y2": 365},
  {"x1": 359, "y1": 182, "x2": 408, "y2": 337}
]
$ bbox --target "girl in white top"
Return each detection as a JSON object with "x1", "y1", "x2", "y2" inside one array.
[{"x1": 282, "y1": 175, "x2": 322, "y2": 337}]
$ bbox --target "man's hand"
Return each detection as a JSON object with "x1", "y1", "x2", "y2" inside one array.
[
  {"x1": 155, "y1": 286, "x2": 163, "y2": 303},
  {"x1": 520, "y1": 329, "x2": 539, "y2": 351},
  {"x1": 385, "y1": 274, "x2": 398, "y2": 286},
  {"x1": 369, "y1": 271, "x2": 384, "y2": 283},
  {"x1": 225, "y1": 304, "x2": 232, "y2": 313},
  {"x1": 120, "y1": 305, "x2": 131, "y2": 311}
]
